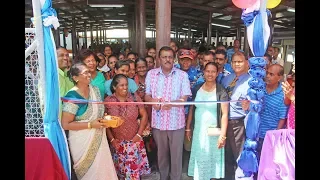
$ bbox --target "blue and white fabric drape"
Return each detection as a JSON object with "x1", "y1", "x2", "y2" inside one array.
[
  {"x1": 32, "y1": 0, "x2": 71, "y2": 179},
  {"x1": 235, "y1": 0, "x2": 270, "y2": 179}
]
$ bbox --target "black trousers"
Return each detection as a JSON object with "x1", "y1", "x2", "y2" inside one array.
[{"x1": 223, "y1": 118, "x2": 246, "y2": 180}]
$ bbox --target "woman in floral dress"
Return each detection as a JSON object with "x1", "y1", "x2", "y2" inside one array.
[{"x1": 105, "y1": 74, "x2": 151, "y2": 180}]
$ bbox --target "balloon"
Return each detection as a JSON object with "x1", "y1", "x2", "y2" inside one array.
[
  {"x1": 267, "y1": 0, "x2": 281, "y2": 9},
  {"x1": 232, "y1": 0, "x2": 257, "y2": 9}
]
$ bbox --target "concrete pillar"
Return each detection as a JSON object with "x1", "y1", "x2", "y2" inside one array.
[
  {"x1": 236, "y1": 26, "x2": 241, "y2": 47},
  {"x1": 138, "y1": 0, "x2": 146, "y2": 57},
  {"x1": 202, "y1": 31, "x2": 205, "y2": 43},
  {"x1": 155, "y1": 0, "x2": 171, "y2": 67},
  {"x1": 207, "y1": 11, "x2": 212, "y2": 47},
  {"x1": 71, "y1": 16, "x2": 77, "y2": 58},
  {"x1": 62, "y1": 30, "x2": 66, "y2": 48},
  {"x1": 188, "y1": 23, "x2": 191, "y2": 43},
  {"x1": 175, "y1": 27, "x2": 178, "y2": 41},
  {"x1": 90, "y1": 24, "x2": 93, "y2": 48},
  {"x1": 84, "y1": 22, "x2": 87, "y2": 48},
  {"x1": 96, "y1": 26, "x2": 99, "y2": 45},
  {"x1": 269, "y1": 19, "x2": 274, "y2": 45},
  {"x1": 130, "y1": 6, "x2": 136, "y2": 52},
  {"x1": 54, "y1": 10, "x2": 60, "y2": 47},
  {"x1": 135, "y1": 0, "x2": 140, "y2": 52},
  {"x1": 100, "y1": 27, "x2": 103, "y2": 44},
  {"x1": 215, "y1": 30, "x2": 219, "y2": 45}
]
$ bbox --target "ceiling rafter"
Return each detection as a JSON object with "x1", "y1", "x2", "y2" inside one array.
[
  {"x1": 64, "y1": 0, "x2": 101, "y2": 24},
  {"x1": 26, "y1": 0, "x2": 295, "y2": 36}
]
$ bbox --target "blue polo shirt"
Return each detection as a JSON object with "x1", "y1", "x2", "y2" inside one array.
[
  {"x1": 221, "y1": 72, "x2": 251, "y2": 120},
  {"x1": 259, "y1": 83, "x2": 289, "y2": 138}
]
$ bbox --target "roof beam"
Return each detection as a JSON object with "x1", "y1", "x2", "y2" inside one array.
[
  {"x1": 64, "y1": 0, "x2": 101, "y2": 24},
  {"x1": 201, "y1": 0, "x2": 214, "y2": 5},
  {"x1": 146, "y1": 0, "x2": 231, "y2": 14},
  {"x1": 273, "y1": 15, "x2": 295, "y2": 21},
  {"x1": 87, "y1": 0, "x2": 135, "y2": 5},
  {"x1": 172, "y1": 13, "x2": 234, "y2": 27},
  {"x1": 273, "y1": 21, "x2": 294, "y2": 29}
]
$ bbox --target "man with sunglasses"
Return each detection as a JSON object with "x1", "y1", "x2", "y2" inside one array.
[{"x1": 221, "y1": 51, "x2": 251, "y2": 180}]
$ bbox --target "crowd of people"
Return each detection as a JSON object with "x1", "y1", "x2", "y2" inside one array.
[{"x1": 54, "y1": 39, "x2": 295, "y2": 180}]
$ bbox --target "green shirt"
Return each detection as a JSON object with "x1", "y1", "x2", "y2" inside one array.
[
  {"x1": 58, "y1": 68, "x2": 74, "y2": 118},
  {"x1": 90, "y1": 71, "x2": 106, "y2": 100}
]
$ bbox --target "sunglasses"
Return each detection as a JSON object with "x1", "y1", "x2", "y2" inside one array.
[{"x1": 178, "y1": 50, "x2": 194, "y2": 57}]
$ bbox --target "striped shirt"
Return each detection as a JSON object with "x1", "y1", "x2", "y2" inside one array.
[
  {"x1": 145, "y1": 67, "x2": 192, "y2": 130},
  {"x1": 259, "y1": 83, "x2": 289, "y2": 138}
]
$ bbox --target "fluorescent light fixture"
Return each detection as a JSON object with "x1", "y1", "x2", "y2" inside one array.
[
  {"x1": 287, "y1": 8, "x2": 295, "y2": 12},
  {"x1": 109, "y1": 25, "x2": 125, "y2": 28},
  {"x1": 104, "y1": 19, "x2": 124, "y2": 22},
  {"x1": 211, "y1": 23, "x2": 231, "y2": 28},
  {"x1": 181, "y1": 28, "x2": 197, "y2": 32},
  {"x1": 118, "y1": 13, "x2": 126, "y2": 15},
  {"x1": 89, "y1": 4, "x2": 124, "y2": 8}
]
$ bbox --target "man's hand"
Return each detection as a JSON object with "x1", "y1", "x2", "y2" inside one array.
[{"x1": 241, "y1": 100, "x2": 250, "y2": 111}]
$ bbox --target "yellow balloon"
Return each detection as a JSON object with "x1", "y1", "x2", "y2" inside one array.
[{"x1": 267, "y1": 0, "x2": 281, "y2": 9}]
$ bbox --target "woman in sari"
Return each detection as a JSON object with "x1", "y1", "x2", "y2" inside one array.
[
  {"x1": 105, "y1": 74, "x2": 151, "y2": 180},
  {"x1": 61, "y1": 62, "x2": 118, "y2": 180},
  {"x1": 73, "y1": 49, "x2": 106, "y2": 100}
]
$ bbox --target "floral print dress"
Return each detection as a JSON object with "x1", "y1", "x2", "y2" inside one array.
[{"x1": 105, "y1": 93, "x2": 151, "y2": 180}]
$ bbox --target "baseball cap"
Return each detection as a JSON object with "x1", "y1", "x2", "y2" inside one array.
[{"x1": 178, "y1": 49, "x2": 194, "y2": 60}]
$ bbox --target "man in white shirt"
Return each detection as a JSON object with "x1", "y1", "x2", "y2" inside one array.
[{"x1": 272, "y1": 47, "x2": 284, "y2": 66}]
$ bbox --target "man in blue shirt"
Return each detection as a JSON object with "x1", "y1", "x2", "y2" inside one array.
[
  {"x1": 214, "y1": 49, "x2": 234, "y2": 84},
  {"x1": 221, "y1": 51, "x2": 251, "y2": 180},
  {"x1": 242, "y1": 64, "x2": 288, "y2": 158},
  {"x1": 178, "y1": 49, "x2": 201, "y2": 91},
  {"x1": 194, "y1": 51, "x2": 215, "y2": 86},
  {"x1": 226, "y1": 39, "x2": 244, "y2": 64}
]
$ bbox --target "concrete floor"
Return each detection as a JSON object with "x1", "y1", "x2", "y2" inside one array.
[{"x1": 141, "y1": 150, "x2": 193, "y2": 180}]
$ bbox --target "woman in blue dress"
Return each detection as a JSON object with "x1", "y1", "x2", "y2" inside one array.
[{"x1": 186, "y1": 62, "x2": 229, "y2": 180}]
